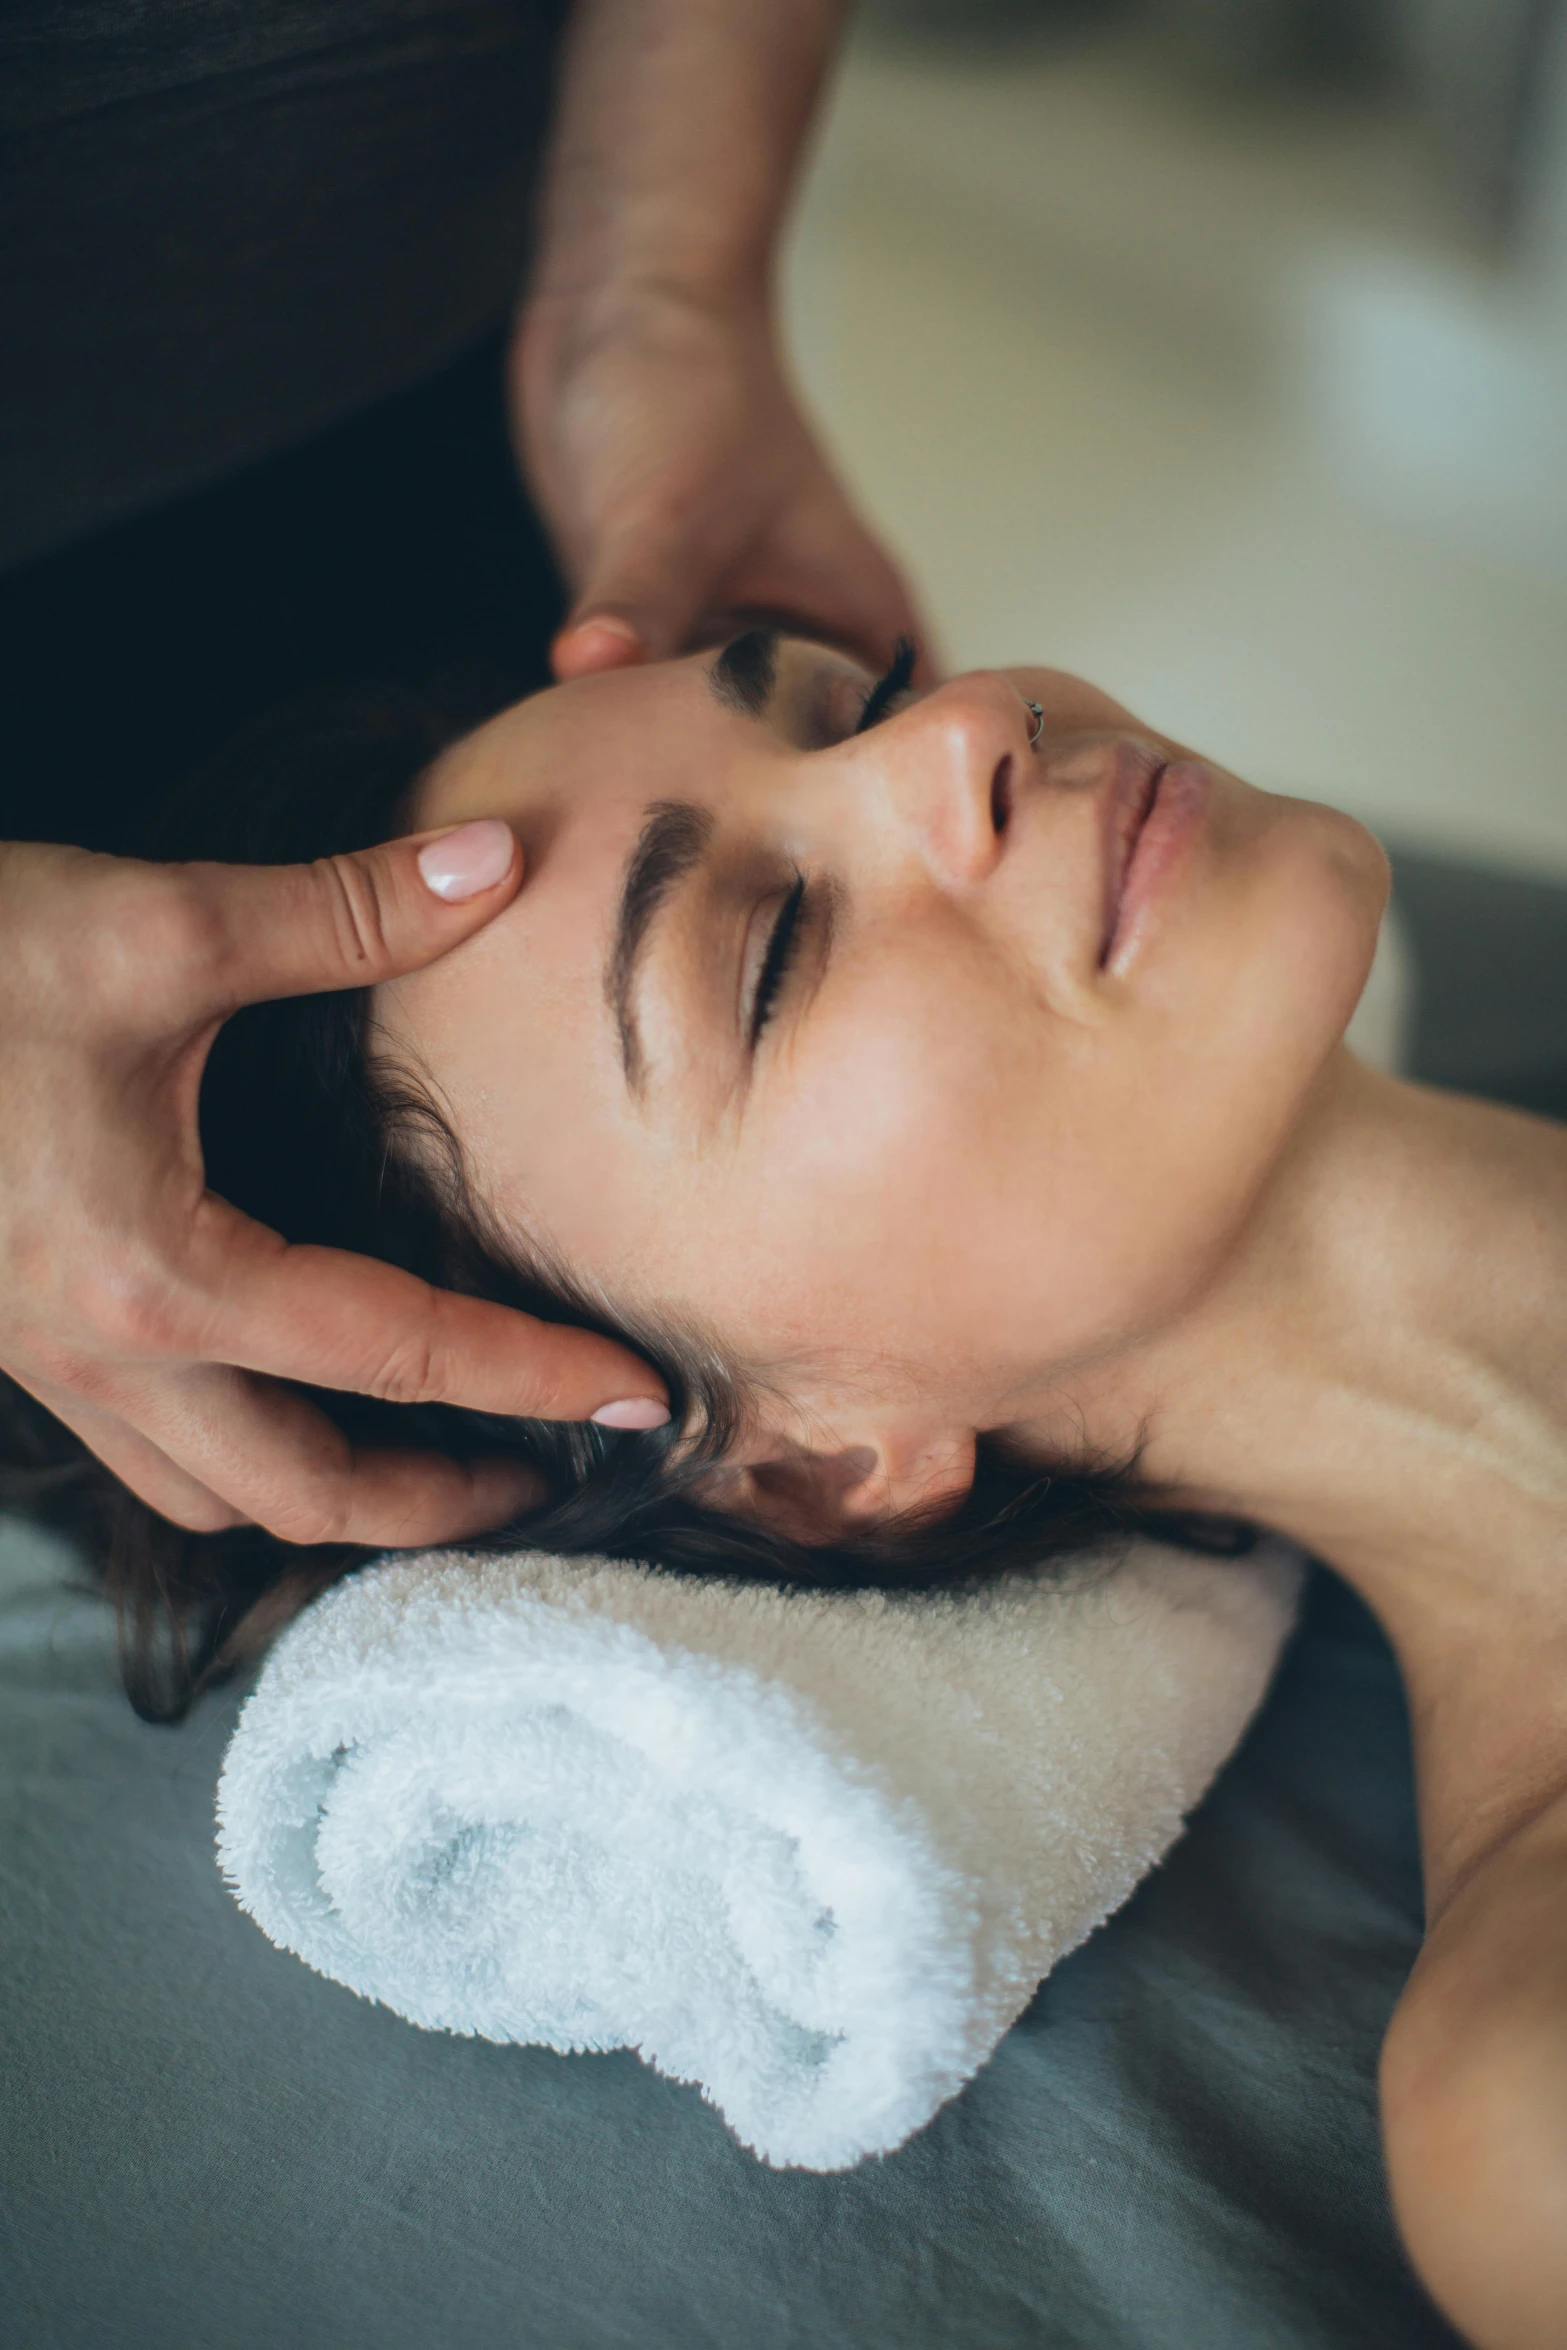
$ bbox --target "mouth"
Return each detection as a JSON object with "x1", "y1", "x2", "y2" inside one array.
[{"x1": 1098, "y1": 740, "x2": 1210, "y2": 970}]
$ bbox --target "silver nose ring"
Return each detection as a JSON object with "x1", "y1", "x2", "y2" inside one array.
[{"x1": 1022, "y1": 697, "x2": 1044, "y2": 749}]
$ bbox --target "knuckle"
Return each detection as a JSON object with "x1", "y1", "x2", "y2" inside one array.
[
  {"x1": 7, "y1": 866, "x2": 199, "y2": 1027},
  {"x1": 158, "y1": 1489, "x2": 249, "y2": 1536},
  {"x1": 97, "y1": 871, "x2": 227, "y2": 1010},
  {"x1": 263, "y1": 1494, "x2": 354, "y2": 1548},
  {"x1": 65, "y1": 1256, "x2": 190, "y2": 1362},
  {"x1": 314, "y1": 853, "x2": 394, "y2": 974},
  {"x1": 247, "y1": 1456, "x2": 357, "y2": 1547},
  {"x1": 243, "y1": 1417, "x2": 361, "y2": 1549},
  {"x1": 4, "y1": 1333, "x2": 93, "y2": 1404},
  {"x1": 361, "y1": 1332, "x2": 440, "y2": 1409},
  {"x1": 4, "y1": 1199, "x2": 202, "y2": 1375}
]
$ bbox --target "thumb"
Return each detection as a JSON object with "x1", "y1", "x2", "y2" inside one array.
[
  {"x1": 552, "y1": 521, "x2": 712, "y2": 681},
  {"x1": 175, "y1": 821, "x2": 523, "y2": 1015}
]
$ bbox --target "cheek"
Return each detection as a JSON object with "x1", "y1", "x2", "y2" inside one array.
[
  {"x1": 666, "y1": 969, "x2": 1204, "y2": 1383},
  {"x1": 716, "y1": 1042, "x2": 1201, "y2": 1388},
  {"x1": 688, "y1": 953, "x2": 1067, "y2": 1375}
]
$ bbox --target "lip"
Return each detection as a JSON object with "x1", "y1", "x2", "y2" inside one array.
[{"x1": 1098, "y1": 741, "x2": 1210, "y2": 972}]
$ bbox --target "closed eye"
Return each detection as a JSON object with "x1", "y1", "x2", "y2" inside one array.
[
  {"x1": 854, "y1": 637, "x2": 917, "y2": 735},
  {"x1": 749, "y1": 875, "x2": 807, "y2": 1046}
]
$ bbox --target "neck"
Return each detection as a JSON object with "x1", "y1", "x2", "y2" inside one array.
[{"x1": 1034, "y1": 1051, "x2": 1567, "y2": 1907}]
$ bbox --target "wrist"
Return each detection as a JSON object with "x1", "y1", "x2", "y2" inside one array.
[
  {"x1": 524, "y1": 0, "x2": 842, "y2": 341},
  {"x1": 511, "y1": 271, "x2": 775, "y2": 397},
  {"x1": 519, "y1": 247, "x2": 771, "y2": 341}
]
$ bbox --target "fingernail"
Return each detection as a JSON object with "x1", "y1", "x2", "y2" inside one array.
[
  {"x1": 554, "y1": 616, "x2": 646, "y2": 675},
  {"x1": 590, "y1": 1397, "x2": 671, "y2": 1431},
  {"x1": 571, "y1": 614, "x2": 642, "y2": 649},
  {"x1": 417, "y1": 819, "x2": 516, "y2": 903}
]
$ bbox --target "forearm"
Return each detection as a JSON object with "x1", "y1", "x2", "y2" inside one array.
[
  {"x1": 528, "y1": 0, "x2": 849, "y2": 317},
  {"x1": 511, "y1": 0, "x2": 921, "y2": 673}
]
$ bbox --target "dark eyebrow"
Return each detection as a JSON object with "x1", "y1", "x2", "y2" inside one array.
[
  {"x1": 707, "y1": 627, "x2": 780, "y2": 720},
  {"x1": 606, "y1": 799, "x2": 716, "y2": 1091}
]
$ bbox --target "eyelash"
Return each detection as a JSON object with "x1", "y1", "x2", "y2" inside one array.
[
  {"x1": 749, "y1": 640, "x2": 914, "y2": 1048},
  {"x1": 749, "y1": 874, "x2": 806, "y2": 1045},
  {"x1": 854, "y1": 636, "x2": 917, "y2": 734}
]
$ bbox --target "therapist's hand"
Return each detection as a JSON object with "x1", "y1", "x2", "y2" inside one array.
[
  {"x1": 513, "y1": 288, "x2": 933, "y2": 682},
  {"x1": 0, "y1": 834, "x2": 668, "y2": 1546}
]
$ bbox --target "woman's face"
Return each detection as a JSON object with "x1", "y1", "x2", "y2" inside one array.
[{"x1": 379, "y1": 638, "x2": 1386, "y2": 1528}]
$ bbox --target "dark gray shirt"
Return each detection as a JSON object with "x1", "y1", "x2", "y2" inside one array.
[{"x1": 1, "y1": 0, "x2": 567, "y2": 570}]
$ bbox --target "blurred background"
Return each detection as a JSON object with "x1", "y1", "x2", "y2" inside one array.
[{"x1": 783, "y1": 0, "x2": 1567, "y2": 887}]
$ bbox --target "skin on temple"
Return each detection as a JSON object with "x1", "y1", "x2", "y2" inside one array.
[{"x1": 376, "y1": 637, "x2": 1567, "y2": 2350}]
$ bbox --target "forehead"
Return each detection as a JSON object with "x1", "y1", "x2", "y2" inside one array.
[
  {"x1": 413, "y1": 649, "x2": 732, "y2": 839},
  {"x1": 393, "y1": 653, "x2": 730, "y2": 1087},
  {"x1": 371, "y1": 655, "x2": 749, "y2": 1282}
]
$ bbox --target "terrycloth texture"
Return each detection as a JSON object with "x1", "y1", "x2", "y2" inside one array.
[{"x1": 218, "y1": 1538, "x2": 1302, "y2": 2170}]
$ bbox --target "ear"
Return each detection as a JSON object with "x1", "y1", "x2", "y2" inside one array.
[{"x1": 707, "y1": 1425, "x2": 978, "y2": 1545}]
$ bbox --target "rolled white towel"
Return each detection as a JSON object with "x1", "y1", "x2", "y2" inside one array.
[{"x1": 217, "y1": 1537, "x2": 1303, "y2": 2170}]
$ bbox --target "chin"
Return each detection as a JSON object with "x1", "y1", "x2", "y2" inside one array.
[
  {"x1": 1281, "y1": 795, "x2": 1390, "y2": 1042},
  {"x1": 1140, "y1": 793, "x2": 1389, "y2": 1296},
  {"x1": 1206, "y1": 768, "x2": 1385, "y2": 1019}
]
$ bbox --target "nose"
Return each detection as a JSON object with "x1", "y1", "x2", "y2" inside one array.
[{"x1": 848, "y1": 670, "x2": 1030, "y2": 889}]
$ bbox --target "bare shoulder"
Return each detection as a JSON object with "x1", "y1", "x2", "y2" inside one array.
[{"x1": 1380, "y1": 1786, "x2": 1567, "y2": 2350}]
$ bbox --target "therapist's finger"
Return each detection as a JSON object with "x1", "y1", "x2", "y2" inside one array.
[
  {"x1": 722, "y1": 494, "x2": 938, "y2": 684},
  {"x1": 72, "y1": 1359, "x2": 550, "y2": 1549},
  {"x1": 181, "y1": 1197, "x2": 670, "y2": 1428},
  {"x1": 552, "y1": 507, "x2": 711, "y2": 676},
  {"x1": 156, "y1": 821, "x2": 525, "y2": 1024},
  {"x1": 17, "y1": 1372, "x2": 249, "y2": 1533}
]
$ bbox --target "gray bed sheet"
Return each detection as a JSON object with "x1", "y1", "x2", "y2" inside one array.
[{"x1": 3, "y1": 848, "x2": 1560, "y2": 2350}]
